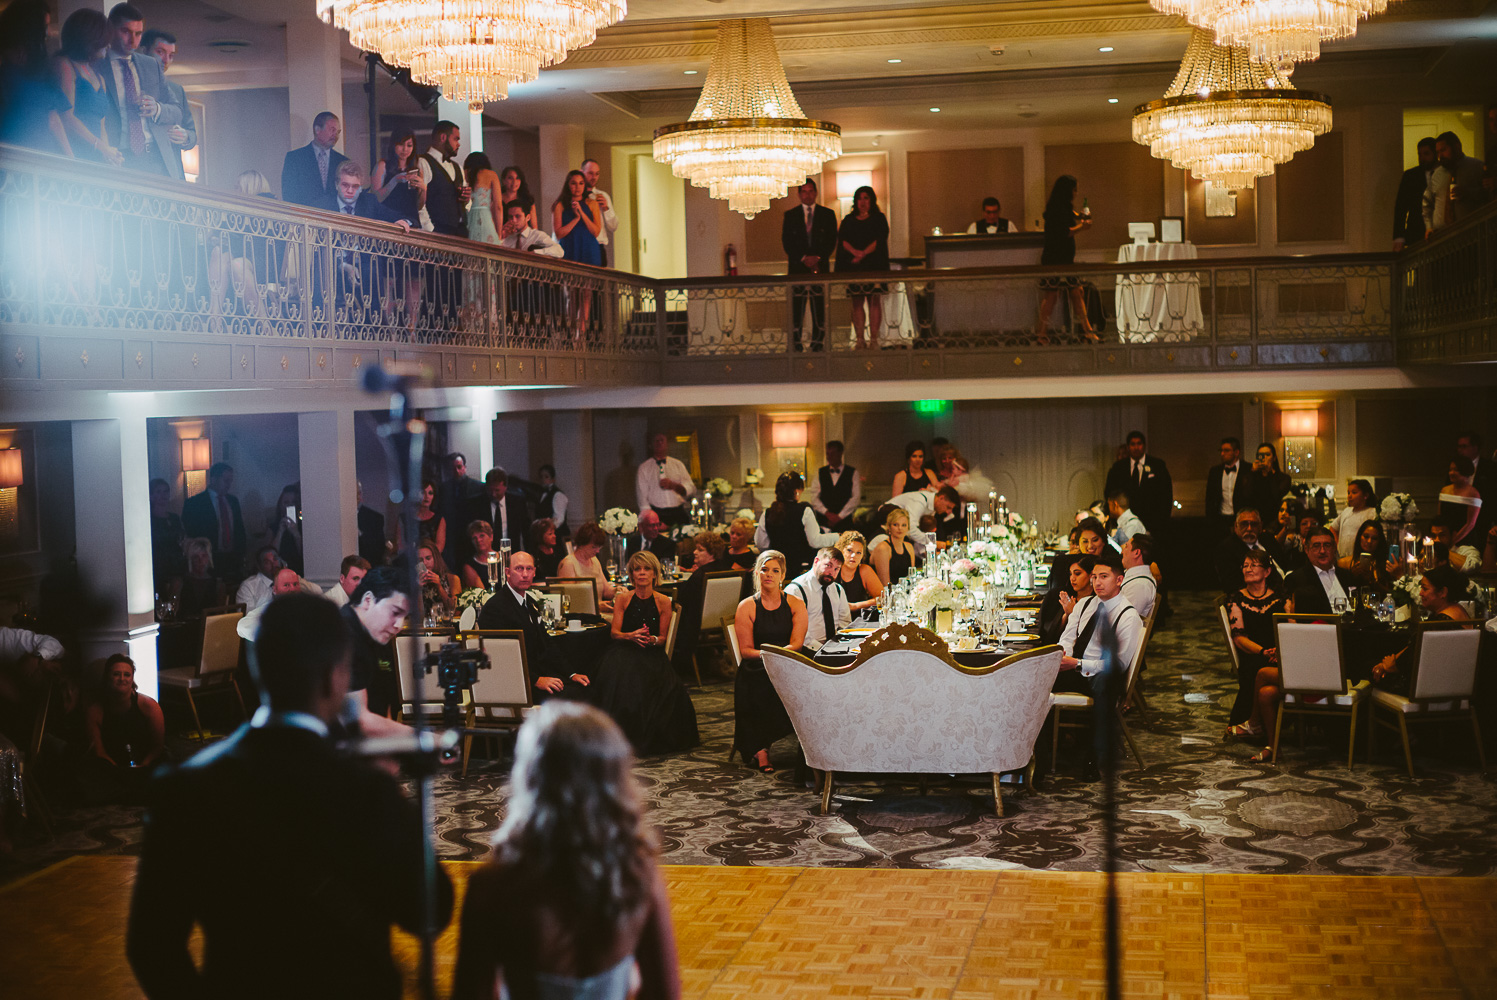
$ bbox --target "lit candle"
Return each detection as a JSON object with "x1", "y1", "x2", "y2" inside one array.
[
  {"x1": 988, "y1": 490, "x2": 997, "y2": 520},
  {"x1": 1422, "y1": 536, "x2": 1434, "y2": 570}
]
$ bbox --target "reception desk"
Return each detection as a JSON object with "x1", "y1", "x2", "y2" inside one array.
[
  {"x1": 924, "y1": 232, "x2": 1046, "y2": 270},
  {"x1": 923, "y1": 233, "x2": 1048, "y2": 336}
]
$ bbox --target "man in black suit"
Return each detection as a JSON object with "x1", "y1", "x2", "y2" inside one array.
[
  {"x1": 1281, "y1": 526, "x2": 1354, "y2": 615},
  {"x1": 466, "y1": 468, "x2": 529, "y2": 559},
  {"x1": 782, "y1": 179, "x2": 838, "y2": 351},
  {"x1": 1392, "y1": 137, "x2": 1437, "y2": 251},
  {"x1": 1105, "y1": 431, "x2": 1173, "y2": 535},
  {"x1": 475, "y1": 552, "x2": 591, "y2": 700},
  {"x1": 1204, "y1": 436, "x2": 1253, "y2": 539},
  {"x1": 356, "y1": 480, "x2": 387, "y2": 566},
  {"x1": 1212, "y1": 508, "x2": 1285, "y2": 595},
  {"x1": 181, "y1": 461, "x2": 246, "y2": 580},
  {"x1": 127, "y1": 594, "x2": 452, "y2": 1000},
  {"x1": 440, "y1": 453, "x2": 485, "y2": 570},
  {"x1": 280, "y1": 110, "x2": 348, "y2": 207},
  {"x1": 624, "y1": 509, "x2": 677, "y2": 562},
  {"x1": 315, "y1": 160, "x2": 412, "y2": 298},
  {"x1": 141, "y1": 30, "x2": 197, "y2": 180}
]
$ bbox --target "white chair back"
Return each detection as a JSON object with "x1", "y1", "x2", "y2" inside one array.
[
  {"x1": 702, "y1": 572, "x2": 747, "y2": 634},
  {"x1": 458, "y1": 605, "x2": 477, "y2": 632},
  {"x1": 1274, "y1": 620, "x2": 1344, "y2": 695},
  {"x1": 395, "y1": 631, "x2": 453, "y2": 706},
  {"x1": 464, "y1": 630, "x2": 533, "y2": 713},
  {"x1": 664, "y1": 603, "x2": 681, "y2": 659},
  {"x1": 200, "y1": 609, "x2": 244, "y2": 679},
  {"x1": 1412, "y1": 625, "x2": 1481, "y2": 701},
  {"x1": 1216, "y1": 597, "x2": 1242, "y2": 673},
  {"x1": 535, "y1": 591, "x2": 562, "y2": 621},
  {"x1": 723, "y1": 614, "x2": 743, "y2": 667},
  {"x1": 546, "y1": 577, "x2": 598, "y2": 615}
]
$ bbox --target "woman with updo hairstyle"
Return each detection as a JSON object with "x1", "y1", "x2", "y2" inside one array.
[
  {"x1": 452, "y1": 701, "x2": 682, "y2": 1000},
  {"x1": 754, "y1": 472, "x2": 838, "y2": 578}
]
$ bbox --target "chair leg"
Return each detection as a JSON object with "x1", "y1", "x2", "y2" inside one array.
[
  {"x1": 460, "y1": 732, "x2": 473, "y2": 778},
  {"x1": 917, "y1": 775, "x2": 929, "y2": 796},
  {"x1": 1050, "y1": 706, "x2": 1061, "y2": 772},
  {"x1": 1368, "y1": 700, "x2": 1377, "y2": 764},
  {"x1": 1025, "y1": 754, "x2": 1037, "y2": 790},
  {"x1": 1270, "y1": 705, "x2": 1285, "y2": 763},
  {"x1": 1397, "y1": 713, "x2": 1415, "y2": 778},
  {"x1": 1346, "y1": 703, "x2": 1359, "y2": 769},
  {"x1": 1471, "y1": 713, "x2": 1488, "y2": 776},
  {"x1": 992, "y1": 773, "x2": 1004, "y2": 817},
  {"x1": 231, "y1": 677, "x2": 248, "y2": 721},
  {"x1": 690, "y1": 650, "x2": 703, "y2": 686},
  {"x1": 184, "y1": 689, "x2": 205, "y2": 741},
  {"x1": 1116, "y1": 709, "x2": 1146, "y2": 768},
  {"x1": 820, "y1": 770, "x2": 835, "y2": 814}
]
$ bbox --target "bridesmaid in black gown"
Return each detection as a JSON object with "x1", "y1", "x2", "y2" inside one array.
[
  {"x1": 732, "y1": 550, "x2": 808, "y2": 773},
  {"x1": 591, "y1": 552, "x2": 699, "y2": 756}
]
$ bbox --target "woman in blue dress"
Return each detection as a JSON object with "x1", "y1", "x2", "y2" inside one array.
[{"x1": 552, "y1": 169, "x2": 602, "y2": 337}]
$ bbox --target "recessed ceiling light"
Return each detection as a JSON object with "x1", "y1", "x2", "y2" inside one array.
[
  {"x1": 1108, "y1": 98, "x2": 1119, "y2": 104},
  {"x1": 929, "y1": 107, "x2": 941, "y2": 112},
  {"x1": 684, "y1": 69, "x2": 698, "y2": 75},
  {"x1": 888, "y1": 58, "x2": 902, "y2": 64},
  {"x1": 1099, "y1": 46, "x2": 1114, "y2": 53}
]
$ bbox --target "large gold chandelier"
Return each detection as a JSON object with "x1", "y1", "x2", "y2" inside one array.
[
  {"x1": 654, "y1": 19, "x2": 841, "y2": 219},
  {"x1": 1150, "y1": 0, "x2": 1397, "y2": 64},
  {"x1": 317, "y1": 0, "x2": 627, "y2": 103},
  {"x1": 1132, "y1": 29, "x2": 1331, "y2": 189}
]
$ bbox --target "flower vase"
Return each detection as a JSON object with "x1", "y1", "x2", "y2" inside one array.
[
  {"x1": 609, "y1": 534, "x2": 626, "y2": 581},
  {"x1": 932, "y1": 608, "x2": 954, "y2": 634}
]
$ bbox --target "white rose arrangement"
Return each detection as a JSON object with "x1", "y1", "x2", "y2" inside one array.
[
  {"x1": 1393, "y1": 574, "x2": 1422, "y2": 607},
  {"x1": 456, "y1": 588, "x2": 492, "y2": 612},
  {"x1": 909, "y1": 578, "x2": 958, "y2": 616},
  {"x1": 950, "y1": 558, "x2": 983, "y2": 579},
  {"x1": 1379, "y1": 493, "x2": 1420, "y2": 523},
  {"x1": 599, "y1": 507, "x2": 639, "y2": 536},
  {"x1": 744, "y1": 468, "x2": 764, "y2": 486},
  {"x1": 676, "y1": 524, "x2": 704, "y2": 539}
]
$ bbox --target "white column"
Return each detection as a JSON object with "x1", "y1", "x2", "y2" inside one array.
[
  {"x1": 298, "y1": 411, "x2": 358, "y2": 590},
  {"x1": 285, "y1": 18, "x2": 344, "y2": 150},
  {"x1": 73, "y1": 414, "x2": 159, "y2": 697},
  {"x1": 539, "y1": 124, "x2": 585, "y2": 213},
  {"x1": 438, "y1": 97, "x2": 484, "y2": 155}
]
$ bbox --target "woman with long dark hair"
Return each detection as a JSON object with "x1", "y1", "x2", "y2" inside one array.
[
  {"x1": 500, "y1": 164, "x2": 539, "y2": 232},
  {"x1": 52, "y1": 8, "x2": 119, "y2": 165},
  {"x1": 553, "y1": 168, "x2": 603, "y2": 265},
  {"x1": 464, "y1": 150, "x2": 503, "y2": 245},
  {"x1": 891, "y1": 440, "x2": 940, "y2": 495},
  {"x1": 834, "y1": 185, "x2": 890, "y2": 349},
  {"x1": 1338, "y1": 519, "x2": 1398, "y2": 592},
  {"x1": 452, "y1": 701, "x2": 682, "y2": 1000},
  {"x1": 1247, "y1": 442, "x2": 1292, "y2": 518},
  {"x1": 0, "y1": 1, "x2": 71, "y2": 155},
  {"x1": 1035, "y1": 174, "x2": 1096, "y2": 344},
  {"x1": 754, "y1": 472, "x2": 838, "y2": 578},
  {"x1": 370, "y1": 129, "x2": 425, "y2": 225}
]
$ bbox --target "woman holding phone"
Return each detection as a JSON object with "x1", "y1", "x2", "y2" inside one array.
[
  {"x1": 1337, "y1": 519, "x2": 1398, "y2": 592},
  {"x1": 370, "y1": 130, "x2": 426, "y2": 226}
]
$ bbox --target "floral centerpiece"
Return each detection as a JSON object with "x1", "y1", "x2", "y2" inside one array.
[
  {"x1": 909, "y1": 578, "x2": 959, "y2": 633},
  {"x1": 950, "y1": 558, "x2": 983, "y2": 580},
  {"x1": 705, "y1": 476, "x2": 734, "y2": 499},
  {"x1": 675, "y1": 523, "x2": 704, "y2": 540},
  {"x1": 744, "y1": 467, "x2": 764, "y2": 486},
  {"x1": 599, "y1": 507, "x2": 639, "y2": 536},
  {"x1": 1379, "y1": 493, "x2": 1420, "y2": 524},
  {"x1": 456, "y1": 588, "x2": 492, "y2": 613}
]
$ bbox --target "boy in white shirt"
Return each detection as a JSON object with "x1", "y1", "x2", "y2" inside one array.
[{"x1": 499, "y1": 199, "x2": 563, "y2": 257}]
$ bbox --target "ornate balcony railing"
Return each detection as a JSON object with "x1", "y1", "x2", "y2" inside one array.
[{"x1": 1393, "y1": 199, "x2": 1497, "y2": 365}]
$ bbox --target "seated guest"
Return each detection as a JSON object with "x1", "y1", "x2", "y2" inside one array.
[
  {"x1": 1053, "y1": 551, "x2": 1145, "y2": 707},
  {"x1": 1247, "y1": 443, "x2": 1292, "y2": 520},
  {"x1": 724, "y1": 516, "x2": 758, "y2": 570},
  {"x1": 325, "y1": 554, "x2": 370, "y2": 609},
  {"x1": 1371, "y1": 566, "x2": 1470, "y2": 697},
  {"x1": 1043, "y1": 556, "x2": 1097, "y2": 646},
  {"x1": 1272, "y1": 497, "x2": 1309, "y2": 573},
  {"x1": 1039, "y1": 518, "x2": 1107, "y2": 640},
  {"x1": 891, "y1": 440, "x2": 941, "y2": 495},
  {"x1": 235, "y1": 545, "x2": 284, "y2": 611},
  {"x1": 396, "y1": 480, "x2": 446, "y2": 556},
  {"x1": 884, "y1": 485, "x2": 962, "y2": 556},
  {"x1": 869, "y1": 506, "x2": 918, "y2": 586},
  {"x1": 1428, "y1": 523, "x2": 1482, "y2": 574},
  {"x1": 176, "y1": 538, "x2": 227, "y2": 618},
  {"x1": 967, "y1": 196, "x2": 1018, "y2": 234},
  {"x1": 1119, "y1": 534, "x2": 1158, "y2": 620},
  {"x1": 557, "y1": 521, "x2": 617, "y2": 615},
  {"x1": 81, "y1": 654, "x2": 165, "y2": 801},
  {"x1": 527, "y1": 518, "x2": 565, "y2": 579},
  {"x1": 591, "y1": 552, "x2": 699, "y2": 755},
  {"x1": 628, "y1": 509, "x2": 678, "y2": 563},
  {"x1": 240, "y1": 567, "x2": 321, "y2": 640},
  {"x1": 785, "y1": 547, "x2": 851, "y2": 651},
  {"x1": 1107, "y1": 490, "x2": 1146, "y2": 547},
  {"x1": 1327, "y1": 478, "x2": 1378, "y2": 559},
  {"x1": 498, "y1": 197, "x2": 563, "y2": 256},
  {"x1": 689, "y1": 530, "x2": 729, "y2": 575},
  {"x1": 1213, "y1": 508, "x2": 1284, "y2": 595},
  {"x1": 732, "y1": 550, "x2": 807, "y2": 773},
  {"x1": 127, "y1": 594, "x2": 452, "y2": 1000},
  {"x1": 1338, "y1": 519, "x2": 1398, "y2": 593},
  {"x1": 1223, "y1": 550, "x2": 1288, "y2": 742},
  {"x1": 670, "y1": 531, "x2": 732, "y2": 678},
  {"x1": 1283, "y1": 526, "x2": 1354, "y2": 614},
  {"x1": 476, "y1": 552, "x2": 590, "y2": 700},
  {"x1": 755, "y1": 472, "x2": 839, "y2": 577},
  {"x1": 451, "y1": 702, "x2": 681, "y2": 1000},
  {"x1": 1439, "y1": 455, "x2": 1483, "y2": 546},
  {"x1": 834, "y1": 530, "x2": 883, "y2": 613},
  {"x1": 460, "y1": 520, "x2": 499, "y2": 591},
  {"x1": 416, "y1": 543, "x2": 459, "y2": 618}
]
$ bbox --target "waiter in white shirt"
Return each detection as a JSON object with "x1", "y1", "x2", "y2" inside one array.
[
  {"x1": 1107, "y1": 491, "x2": 1147, "y2": 549},
  {"x1": 581, "y1": 159, "x2": 619, "y2": 268},
  {"x1": 883, "y1": 486, "x2": 962, "y2": 556},
  {"x1": 1054, "y1": 551, "x2": 1144, "y2": 702},
  {"x1": 784, "y1": 548, "x2": 851, "y2": 651},
  {"x1": 636, "y1": 433, "x2": 694, "y2": 527}
]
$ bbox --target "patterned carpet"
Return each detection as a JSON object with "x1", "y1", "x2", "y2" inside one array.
[{"x1": 6, "y1": 592, "x2": 1496, "y2": 881}]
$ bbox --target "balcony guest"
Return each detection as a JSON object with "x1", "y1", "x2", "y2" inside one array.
[
  {"x1": 207, "y1": 170, "x2": 276, "y2": 329},
  {"x1": 1325, "y1": 478, "x2": 1377, "y2": 559},
  {"x1": 810, "y1": 439, "x2": 861, "y2": 529},
  {"x1": 580, "y1": 158, "x2": 620, "y2": 268},
  {"x1": 317, "y1": 161, "x2": 412, "y2": 299},
  {"x1": 53, "y1": 8, "x2": 121, "y2": 166},
  {"x1": 1423, "y1": 131, "x2": 1490, "y2": 233},
  {"x1": 891, "y1": 440, "x2": 941, "y2": 495},
  {"x1": 966, "y1": 197, "x2": 1018, "y2": 234},
  {"x1": 499, "y1": 165, "x2": 539, "y2": 233},
  {"x1": 499, "y1": 199, "x2": 563, "y2": 256},
  {"x1": 141, "y1": 29, "x2": 194, "y2": 178},
  {"x1": 466, "y1": 467, "x2": 530, "y2": 554},
  {"x1": 0, "y1": 1, "x2": 72, "y2": 156},
  {"x1": 553, "y1": 168, "x2": 603, "y2": 265},
  {"x1": 783, "y1": 178, "x2": 838, "y2": 352},
  {"x1": 1393, "y1": 137, "x2": 1437, "y2": 250},
  {"x1": 280, "y1": 110, "x2": 346, "y2": 207},
  {"x1": 463, "y1": 150, "x2": 502, "y2": 245},
  {"x1": 636, "y1": 432, "x2": 694, "y2": 527},
  {"x1": 182, "y1": 461, "x2": 246, "y2": 579},
  {"x1": 418, "y1": 119, "x2": 470, "y2": 237},
  {"x1": 369, "y1": 129, "x2": 426, "y2": 226},
  {"x1": 1204, "y1": 436, "x2": 1252, "y2": 539},
  {"x1": 835, "y1": 185, "x2": 890, "y2": 350},
  {"x1": 97, "y1": 3, "x2": 183, "y2": 178},
  {"x1": 1104, "y1": 431, "x2": 1173, "y2": 544},
  {"x1": 1246, "y1": 443, "x2": 1292, "y2": 523},
  {"x1": 1035, "y1": 173, "x2": 1096, "y2": 343},
  {"x1": 533, "y1": 465, "x2": 570, "y2": 539}
]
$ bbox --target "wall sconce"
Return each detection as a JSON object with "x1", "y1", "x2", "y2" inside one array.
[
  {"x1": 1280, "y1": 409, "x2": 1319, "y2": 477},
  {"x1": 181, "y1": 438, "x2": 212, "y2": 497},
  {"x1": 770, "y1": 422, "x2": 809, "y2": 476},
  {"x1": 0, "y1": 448, "x2": 22, "y2": 540},
  {"x1": 835, "y1": 169, "x2": 874, "y2": 218}
]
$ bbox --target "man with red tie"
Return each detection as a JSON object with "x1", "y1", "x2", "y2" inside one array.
[
  {"x1": 182, "y1": 462, "x2": 246, "y2": 583},
  {"x1": 782, "y1": 178, "x2": 838, "y2": 352}
]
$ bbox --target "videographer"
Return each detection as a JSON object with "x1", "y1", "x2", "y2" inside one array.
[
  {"x1": 127, "y1": 593, "x2": 453, "y2": 999},
  {"x1": 342, "y1": 564, "x2": 416, "y2": 735}
]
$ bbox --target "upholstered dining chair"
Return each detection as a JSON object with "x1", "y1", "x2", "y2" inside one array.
[
  {"x1": 1271, "y1": 613, "x2": 1368, "y2": 767},
  {"x1": 544, "y1": 577, "x2": 599, "y2": 615},
  {"x1": 158, "y1": 604, "x2": 247, "y2": 741},
  {"x1": 1368, "y1": 619, "x2": 1485, "y2": 777},
  {"x1": 458, "y1": 629, "x2": 534, "y2": 776}
]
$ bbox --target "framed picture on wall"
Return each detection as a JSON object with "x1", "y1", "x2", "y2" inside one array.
[{"x1": 1159, "y1": 217, "x2": 1184, "y2": 243}]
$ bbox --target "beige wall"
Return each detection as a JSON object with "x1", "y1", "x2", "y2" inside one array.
[{"x1": 906, "y1": 147, "x2": 1025, "y2": 241}]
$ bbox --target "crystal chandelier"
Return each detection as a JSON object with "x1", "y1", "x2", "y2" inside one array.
[
  {"x1": 317, "y1": 0, "x2": 627, "y2": 103},
  {"x1": 1132, "y1": 29, "x2": 1331, "y2": 189},
  {"x1": 654, "y1": 19, "x2": 841, "y2": 219},
  {"x1": 1150, "y1": 0, "x2": 1397, "y2": 64}
]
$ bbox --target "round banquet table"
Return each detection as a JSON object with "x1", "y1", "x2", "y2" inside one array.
[
  {"x1": 1115, "y1": 241, "x2": 1204, "y2": 342},
  {"x1": 546, "y1": 617, "x2": 612, "y2": 678}
]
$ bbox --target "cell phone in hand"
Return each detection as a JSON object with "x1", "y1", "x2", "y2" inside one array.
[{"x1": 285, "y1": 505, "x2": 297, "y2": 522}]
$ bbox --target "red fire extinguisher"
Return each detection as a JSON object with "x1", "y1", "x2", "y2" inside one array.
[{"x1": 724, "y1": 243, "x2": 738, "y2": 276}]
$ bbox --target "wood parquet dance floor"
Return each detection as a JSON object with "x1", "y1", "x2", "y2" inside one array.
[{"x1": 4, "y1": 856, "x2": 1495, "y2": 998}]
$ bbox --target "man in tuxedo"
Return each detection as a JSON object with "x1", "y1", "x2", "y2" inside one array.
[
  {"x1": 97, "y1": 4, "x2": 184, "y2": 179},
  {"x1": 1212, "y1": 508, "x2": 1285, "y2": 595},
  {"x1": 1393, "y1": 137, "x2": 1437, "y2": 251},
  {"x1": 1105, "y1": 431, "x2": 1173, "y2": 534},
  {"x1": 127, "y1": 594, "x2": 452, "y2": 1000},
  {"x1": 280, "y1": 110, "x2": 347, "y2": 207},
  {"x1": 966, "y1": 197, "x2": 1018, "y2": 234},
  {"x1": 467, "y1": 468, "x2": 529, "y2": 556},
  {"x1": 1281, "y1": 526, "x2": 1354, "y2": 615},
  {"x1": 782, "y1": 179, "x2": 838, "y2": 351},
  {"x1": 141, "y1": 29, "x2": 195, "y2": 179},
  {"x1": 810, "y1": 440, "x2": 861, "y2": 530},
  {"x1": 356, "y1": 481, "x2": 387, "y2": 566},
  {"x1": 417, "y1": 120, "x2": 469, "y2": 237},
  {"x1": 475, "y1": 552, "x2": 591, "y2": 700},
  {"x1": 1204, "y1": 437, "x2": 1252, "y2": 539},
  {"x1": 181, "y1": 462, "x2": 246, "y2": 581}
]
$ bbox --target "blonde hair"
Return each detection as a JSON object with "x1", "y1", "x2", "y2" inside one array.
[
  {"x1": 752, "y1": 549, "x2": 787, "y2": 583},
  {"x1": 237, "y1": 169, "x2": 271, "y2": 197},
  {"x1": 884, "y1": 507, "x2": 910, "y2": 529},
  {"x1": 835, "y1": 530, "x2": 867, "y2": 555},
  {"x1": 729, "y1": 515, "x2": 755, "y2": 535},
  {"x1": 624, "y1": 550, "x2": 661, "y2": 584}
]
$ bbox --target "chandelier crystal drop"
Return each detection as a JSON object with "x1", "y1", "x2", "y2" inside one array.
[
  {"x1": 654, "y1": 19, "x2": 841, "y2": 219},
  {"x1": 1150, "y1": 0, "x2": 1396, "y2": 65},
  {"x1": 317, "y1": 0, "x2": 627, "y2": 103},
  {"x1": 1132, "y1": 29, "x2": 1331, "y2": 190}
]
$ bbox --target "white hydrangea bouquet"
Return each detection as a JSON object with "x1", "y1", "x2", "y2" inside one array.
[
  {"x1": 909, "y1": 578, "x2": 958, "y2": 616},
  {"x1": 1393, "y1": 573, "x2": 1422, "y2": 607},
  {"x1": 676, "y1": 523, "x2": 704, "y2": 539},
  {"x1": 705, "y1": 476, "x2": 734, "y2": 498},
  {"x1": 1380, "y1": 493, "x2": 1419, "y2": 523},
  {"x1": 456, "y1": 588, "x2": 492, "y2": 613},
  {"x1": 599, "y1": 507, "x2": 639, "y2": 536},
  {"x1": 967, "y1": 539, "x2": 995, "y2": 560}
]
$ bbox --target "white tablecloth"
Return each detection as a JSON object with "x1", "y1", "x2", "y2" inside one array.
[{"x1": 1115, "y1": 242, "x2": 1204, "y2": 342}]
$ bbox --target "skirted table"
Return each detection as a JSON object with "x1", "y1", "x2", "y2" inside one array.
[{"x1": 1115, "y1": 241, "x2": 1204, "y2": 342}]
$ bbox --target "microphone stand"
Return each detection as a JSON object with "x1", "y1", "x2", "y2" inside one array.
[{"x1": 1093, "y1": 611, "x2": 1123, "y2": 1000}]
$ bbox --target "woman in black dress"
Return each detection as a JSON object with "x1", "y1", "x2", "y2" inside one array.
[
  {"x1": 891, "y1": 440, "x2": 941, "y2": 496},
  {"x1": 835, "y1": 185, "x2": 890, "y2": 350},
  {"x1": 527, "y1": 517, "x2": 565, "y2": 580},
  {"x1": 1247, "y1": 443, "x2": 1293, "y2": 520},
  {"x1": 460, "y1": 520, "x2": 498, "y2": 591},
  {"x1": 732, "y1": 550, "x2": 808, "y2": 773},
  {"x1": 1035, "y1": 174, "x2": 1097, "y2": 344},
  {"x1": 869, "y1": 506, "x2": 918, "y2": 587},
  {"x1": 1224, "y1": 550, "x2": 1288, "y2": 757},
  {"x1": 591, "y1": 552, "x2": 699, "y2": 756},
  {"x1": 370, "y1": 129, "x2": 426, "y2": 226},
  {"x1": 833, "y1": 531, "x2": 883, "y2": 613}
]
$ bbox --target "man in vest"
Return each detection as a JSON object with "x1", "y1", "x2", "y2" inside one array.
[
  {"x1": 810, "y1": 440, "x2": 861, "y2": 530},
  {"x1": 418, "y1": 120, "x2": 469, "y2": 237},
  {"x1": 966, "y1": 197, "x2": 1018, "y2": 234}
]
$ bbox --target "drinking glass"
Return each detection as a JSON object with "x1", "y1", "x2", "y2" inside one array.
[
  {"x1": 1331, "y1": 597, "x2": 1348, "y2": 616},
  {"x1": 562, "y1": 594, "x2": 571, "y2": 616}
]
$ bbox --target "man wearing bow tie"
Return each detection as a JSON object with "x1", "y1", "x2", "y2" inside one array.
[
  {"x1": 783, "y1": 179, "x2": 838, "y2": 352},
  {"x1": 810, "y1": 440, "x2": 861, "y2": 529},
  {"x1": 1205, "y1": 436, "x2": 1253, "y2": 539},
  {"x1": 476, "y1": 552, "x2": 590, "y2": 700}
]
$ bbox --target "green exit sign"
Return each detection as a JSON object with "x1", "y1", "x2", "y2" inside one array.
[{"x1": 914, "y1": 399, "x2": 951, "y2": 415}]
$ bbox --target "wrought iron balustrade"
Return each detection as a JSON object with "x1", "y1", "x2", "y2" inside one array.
[{"x1": 1393, "y1": 199, "x2": 1496, "y2": 364}]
